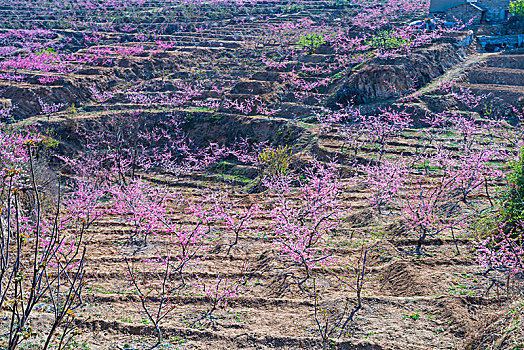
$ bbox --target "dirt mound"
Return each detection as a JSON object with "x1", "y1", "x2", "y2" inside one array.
[
  {"x1": 3, "y1": 78, "x2": 94, "y2": 118},
  {"x1": 468, "y1": 67, "x2": 524, "y2": 86},
  {"x1": 462, "y1": 299, "x2": 524, "y2": 349},
  {"x1": 330, "y1": 40, "x2": 474, "y2": 106},
  {"x1": 380, "y1": 261, "x2": 429, "y2": 297}
]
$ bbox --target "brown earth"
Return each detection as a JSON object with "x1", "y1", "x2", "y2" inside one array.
[{"x1": 2, "y1": 2, "x2": 524, "y2": 349}]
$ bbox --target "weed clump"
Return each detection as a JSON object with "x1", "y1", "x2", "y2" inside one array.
[
  {"x1": 510, "y1": 0, "x2": 524, "y2": 21},
  {"x1": 258, "y1": 145, "x2": 292, "y2": 178},
  {"x1": 475, "y1": 149, "x2": 524, "y2": 274},
  {"x1": 297, "y1": 33, "x2": 326, "y2": 53}
]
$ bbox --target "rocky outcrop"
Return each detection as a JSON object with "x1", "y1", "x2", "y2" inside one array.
[{"x1": 329, "y1": 33, "x2": 475, "y2": 106}]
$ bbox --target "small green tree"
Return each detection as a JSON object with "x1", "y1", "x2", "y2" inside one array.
[
  {"x1": 297, "y1": 33, "x2": 326, "y2": 53},
  {"x1": 502, "y1": 148, "x2": 524, "y2": 229},
  {"x1": 258, "y1": 145, "x2": 292, "y2": 178},
  {"x1": 510, "y1": 0, "x2": 524, "y2": 20},
  {"x1": 477, "y1": 148, "x2": 524, "y2": 240},
  {"x1": 367, "y1": 30, "x2": 411, "y2": 50}
]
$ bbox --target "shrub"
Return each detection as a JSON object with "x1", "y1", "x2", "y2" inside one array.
[
  {"x1": 263, "y1": 160, "x2": 342, "y2": 290},
  {"x1": 297, "y1": 32, "x2": 326, "y2": 53},
  {"x1": 475, "y1": 149, "x2": 524, "y2": 275},
  {"x1": 502, "y1": 147, "x2": 524, "y2": 226},
  {"x1": 510, "y1": 0, "x2": 524, "y2": 20},
  {"x1": 367, "y1": 30, "x2": 411, "y2": 50},
  {"x1": 36, "y1": 47, "x2": 56, "y2": 55},
  {"x1": 257, "y1": 145, "x2": 292, "y2": 178},
  {"x1": 0, "y1": 126, "x2": 87, "y2": 350}
]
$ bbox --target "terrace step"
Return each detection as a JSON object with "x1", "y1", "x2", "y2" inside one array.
[
  {"x1": 276, "y1": 102, "x2": 319, "y2": 119},
  {"x1": 297, "y1": 54, "x2": 334, "y2": 64},
  {"x1": 230, "y1": 80, "x2": 275, "y2": 95},
  {"x1": 484, "y1": 54, "x2": 524, "y2": 69},
  {"x1": 456, "y1": 83, "x2": 524, "y2": 104},
  {"x1": 467, "y1": 67, "x2": 524, "y2": 87}
]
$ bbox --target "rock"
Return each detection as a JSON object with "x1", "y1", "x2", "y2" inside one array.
[{"x1": 328, "y1": 42, "x2": 473, "y2": 107}]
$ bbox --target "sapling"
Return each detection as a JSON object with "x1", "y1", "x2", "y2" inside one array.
[
  {"x1": 403, "y1": 174, "x2": 470, "y2": 256},
  {"x1": 201, "y1": 270, "x2": 250, "y2": 323},
  {"x1": 264, "y1": 159, "x2": 343, "y2": 292},
  {"x1": 311, "y1": 277, "x2": 352, "y2": 350},
  {"x1": 310, "y1": 244, "x2": 378, "y2": 349},
  {"x1": 125, "y1": 254, "x2": 175, "y2": 349},
  {"x1": 109, "y1": 178, "x2": 170, "y2": 246},
  {"x1": 358, "y1": 158, "x2": 409, "y2": 214},
  {"x1": 353, "y1": 108, "x2": 412, "y2": 161},
  {"x1": 0, "y1": 132, "x2": 87, "y2": 350},
  {"x1": 88, "y1": 85, "x2": 115, "y2": 103},
  {"x1": 446, "y1": 148, "x2": 503, "y2": 204},
  {"x1": 210, "y1": 193, "x2": 259, "y2": 253},
  {"x1": 122, "y1": 190, "x2": 219, "y2": 341},
  {"x1": 38, "y1": 97, "x2": 64, "y2": 120}
]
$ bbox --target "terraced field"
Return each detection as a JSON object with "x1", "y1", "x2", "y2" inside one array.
[
  {"x1": 1, "y1": 0, "x2": 353, "y2": 121},
  {"x1": 461, "y1": 52, "x2": 524, "y2": 107},
  {"x1": 1, "y1": 1, "x2": 524, "y2": 350}
]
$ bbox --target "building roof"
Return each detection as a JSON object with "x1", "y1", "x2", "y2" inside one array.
[
  {"x1": 430, "y1": 0, "x2": 487, "y2": 13},
  {"x1": 430, "y1": 0, "x2": 467, "y2": 13},
  {"x1": 469, "y1": 3, "x2": 487, "y2": 11}
]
